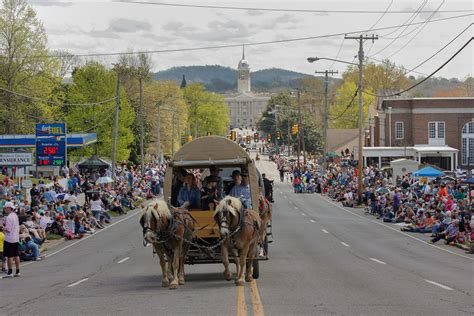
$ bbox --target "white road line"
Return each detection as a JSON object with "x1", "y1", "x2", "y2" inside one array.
[
  {"x1": 316, "y1": 195, "x2": 474, "y2": 261},
  {"x1": 294, "y1": 206, "x2": 298, "y2": 209},
  {"x1": 425, "y1": 279, "x2": 453, "y2": 291},
  {"x1": 43, "y1": 210, "x2": 142, "y2": 260},
  {"x1": 310, "y1": 219, "x2": 315, "y2": 223},
  {"x1": 117, "y1": 257, "x2": 130, "y2": 264},
  {"x1": 341, "y1": 242, "x2": 351, "y2": 247},
  {"x1": 67, "y1": 278, "x2": 89, "y2": 288},
  {"x1": 369, "y1": 257, "x2": 387, "y2": 265},
  {"x1": 301, "y1": 212, "x2": 306, "y2": 216},
  {"x1": 284, "y1": 195, "x2": 287, "y2": 199},
  {"x1": 321, "y1": 229, "x2": 329, "y2": 234}
]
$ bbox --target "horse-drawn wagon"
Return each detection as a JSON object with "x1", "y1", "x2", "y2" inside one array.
[{"x1": 163, "y1": 136, "x2": 271, "y2": 280}]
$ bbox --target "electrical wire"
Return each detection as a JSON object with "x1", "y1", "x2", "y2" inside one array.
[
  {"x1": 384, "y1": 0, "x2": 445, "y2": 59},
  {"x1": 0, "y1": 86, "x2": 117, "y2": 106},
  {"x1": 378, "y1": 0, "x2": 428, "y2": 38},
  {"x1": 330, "y1": 89, "x2": 358, "y2": 120},
  {"x1": 114, "y1": 1, "x2": 474, "y2": 14},
  {"x1": 369, "y1": 0, "x2": 428, "y2": 57},
  {"x1": 1, "y1": 12, "x2": 472, "y2": 60},
  {"x1": 401, "y1": 22, "x2": 472, "y2": 75},
  {"x1": 365, "y1": 0, "x2": 394, "y2": 56},
  {"x1": 363, "y1": 37, "x2": 473, "y2": 98}
]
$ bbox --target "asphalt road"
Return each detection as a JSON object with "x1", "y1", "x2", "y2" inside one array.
[{"x1": 1, "y1": 157, "x2": 472, "y2": 315}]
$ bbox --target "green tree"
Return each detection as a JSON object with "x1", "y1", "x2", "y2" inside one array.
[
  {"x1": 257, "y1": 92, "x2": 292, "y2": 135},
  {"x1": 183, "y1": 83, "x2": 229, "y2": 138},
  {"x1": 0, "y1": 0, "x2": 63, "y2": 133},
  {"x1": 329, "y1": 81, "x2": 375, "y2": 129},
  {"x1": 343, "y1": 60, "x2": 410, "y2": 93},
  {"x1": 66, "y1": 62, "x2": 135, "y2": 161},
  {"x1": 142, "y1": 80, "x2": 188, "y2": 156}
]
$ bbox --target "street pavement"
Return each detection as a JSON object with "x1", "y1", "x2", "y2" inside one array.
[{"x1": 1, "y1": 156, "x2": 472, "y2": 315}]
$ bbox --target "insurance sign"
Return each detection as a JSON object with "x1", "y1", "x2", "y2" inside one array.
[{"x1": 0, "y1": 152, "x2": 33, "y2": 166}]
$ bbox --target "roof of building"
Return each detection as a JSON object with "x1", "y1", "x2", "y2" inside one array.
[
  {"x1": 0, "y1": 133, "x2": 97, "y2": 148},
  {"x1": 327, "y1": 129, "x2": 359, "y2": 153}
]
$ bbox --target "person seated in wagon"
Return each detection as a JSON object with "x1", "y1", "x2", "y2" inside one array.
[
  {"x1": 228, "y1": 170, "x2": 251, "y2": 209},
  {"x1": 177, "y1": 173, "x2": 201, "y2": 209},
  {"x1": 201, "y1": 176, "x2": 220, "y2": 210}
]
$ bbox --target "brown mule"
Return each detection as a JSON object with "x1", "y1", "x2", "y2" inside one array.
[
  {"x1": 214, "y1": 196, "x2": 261, "y2": 286},
  {"x1": 139, "y1": 200, "x2": 194, "y2": 290}
]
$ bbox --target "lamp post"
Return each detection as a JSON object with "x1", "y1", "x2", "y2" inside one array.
[{"x1": 308, "y1": 55, "x2": 365, "y2": 203}]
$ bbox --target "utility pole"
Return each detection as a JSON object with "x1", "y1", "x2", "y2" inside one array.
[
  {"x1": 111, "y1": 69, "x2": 121, "y2": 184},
  {"x1": 345, "y1": 34, "x2": 378, "y2": 204},
  {"x1": 315, "y1": 70, "x2": 338, "y2": 169},
  {"x1": 156, "y1": 101, "x2": 161, "y2": 165},
  {"x1": 139, "y1": 77, "x2": 144, "y2": 175},
  {"x1": 297, "y1": 88, "x2": 302, "y2": 170}
]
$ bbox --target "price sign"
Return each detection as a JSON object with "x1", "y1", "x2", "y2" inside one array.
[{"x1": 36, "y1": 138, "x2": 66, "y2": 167}]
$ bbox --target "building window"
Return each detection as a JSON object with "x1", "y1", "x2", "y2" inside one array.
[
  {"x1": 428, "y1": 121, "x2": 445, "y2": 145},
  {"x1": 461, "y1": 121, "x2": 474, "y2": 165},
  {"x1": 395, "y1": 122, "x2": 404, "y2": 139}
]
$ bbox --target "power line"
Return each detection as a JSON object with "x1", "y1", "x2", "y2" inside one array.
[
  {"x1": 0, "y1": 86, "x2": 117, "y2": 106},
  {"x1": 401, "y1": 23, "x2": 472, "y2": 75},
  {"x1": 366, "y1": 23, "x2": 472, "y2": 77},
  {"x1": 384, "y1": 0, "x2": 445, "y2": 59},
  {"x1": 366, "y1": 0, "x2": 394, "y2": 56},
  {"x1": 378, "y1": 0, "x2": 428, "y2": 38},
  {"x1": 369, "y1": 0, "x2": 428, "y2": 57},
  {"x1": 1, "y1": 12, "x2": 472, "y2": 60},
  {"x1": 363, "y1": 37, "x2": 473, "y2": 98},
  {"x1": 330, "y1": 89, "x2": 358, "y2": 120},
  {"x1": 114, "y1": 1, "x2": 474, "y2": 14}
]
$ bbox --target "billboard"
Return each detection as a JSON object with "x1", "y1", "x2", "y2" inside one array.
[{"x1": 0, "y1": 153, "x2": 33, "y2": 166}]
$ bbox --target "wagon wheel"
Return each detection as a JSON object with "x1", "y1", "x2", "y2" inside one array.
[{"x1": 252, "y1": 259, "x2": 259, "y2": 279}]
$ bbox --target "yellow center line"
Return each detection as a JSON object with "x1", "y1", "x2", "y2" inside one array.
[
  {"x1": 236, "y1": 285, "x2": 247, "y2": 316},
  {"x1": 249, "y1": 280, "x2": 265, "y2": 316}
]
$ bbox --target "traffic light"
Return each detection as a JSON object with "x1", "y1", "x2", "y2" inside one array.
[
  {"x1": 292, "y1": 124, "x2": 299, "y2": 135},
  {"x1": 246, "y1": 135, "x2": 251, "y2": 144},
  {"x1": 276, "y1": 130, "x2": 281, "y2": 140},
  {"x1": 266, "y1": 134, "x2": 272, "y2": 142},
  {"x1": 187, "y1": 135, "x2": 193, "y2": 142},
  {"x1": 253, "y1": 132, "x2": 259, "y2": 143},
  {"x1": 231, "y1": 131, "x2": 237, "y2": 141}
]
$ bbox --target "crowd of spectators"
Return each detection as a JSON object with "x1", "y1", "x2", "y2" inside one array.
[
  {"x1": 275, "y1": 154, "x2": 474, "y2": 254},
  {"x1": 1, "y1": 160, "x2": 168, "y2": 271}
]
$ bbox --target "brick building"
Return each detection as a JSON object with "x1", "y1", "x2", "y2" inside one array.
[{"x1": 370, "y1": 97, "x2": 474, "y2": 169}]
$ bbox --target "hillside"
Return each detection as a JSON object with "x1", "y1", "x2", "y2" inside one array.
[
  {"x1": 153, "y1": 65, "x2": 472, "y2": 96},
  {"x1": 153, "y1": 65, "x2": 310, "y2": 93}
]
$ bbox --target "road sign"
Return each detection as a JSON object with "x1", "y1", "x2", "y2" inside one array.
[{"x1": 22, "y1": 179, "x2": 33, "y2": 188}]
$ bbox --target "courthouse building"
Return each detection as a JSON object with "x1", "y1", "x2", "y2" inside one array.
[{"x1": 224, "y1": 48, "x2": 271, "y2": 129}]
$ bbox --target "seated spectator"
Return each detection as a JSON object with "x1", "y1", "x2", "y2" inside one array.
[{"x1": 431, "y1": 220, "x2": 459, "y2": 245}]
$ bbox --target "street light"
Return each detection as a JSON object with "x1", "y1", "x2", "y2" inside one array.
[
  {"x1": 307, "y1": 57, "x2": 358, "y2": 66},
  {"x1": 308, "y1": 54, "x2": 363, "y2": 204}
]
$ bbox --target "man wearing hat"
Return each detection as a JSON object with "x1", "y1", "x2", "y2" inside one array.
[{"x1": 2, "y1": 201, "x2": 21, "y2": 277}]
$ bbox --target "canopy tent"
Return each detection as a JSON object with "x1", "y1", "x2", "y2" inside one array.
[
  {"x1": 464, "y1": 177, "x2": 474, "y2": 185},
  {"x1": 77, "y1": 155, "x2": 110, "y2": 170},
  {"x1": 412, "y1": 166, "x2": 445, "y2": 178}
]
